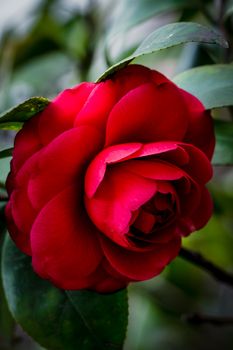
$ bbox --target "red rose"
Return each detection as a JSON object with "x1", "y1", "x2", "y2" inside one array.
[{"x1": 5, "y1": 65, "x2": 215, "y2": 292}]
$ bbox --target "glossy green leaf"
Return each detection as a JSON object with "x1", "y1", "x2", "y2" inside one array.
[
  {"x1": 67, "y1": 290, "x2": 128, "y2": 348},
  {"x1": 97, "y1": 22, "x2": 228, "y2": 81},
  {"x1": 0, "y1": 232, "x2": 15, "y2": 349},
  {"x1": 0, "y1": 97, "x2": 50, "y2": 129},
  {"x1": 213, "y1": 120, "x2": 233, "y2": 165},
  {"x1": 0, "y1": 148, "x2": 13, "y2": 159},
  {"x1": 173, "y1": 64, "x2": 233, "y2": 109},
  {"x1": 2, "y1": 236, "x2": 128, "y2": 350},
  {"x1": 108, "y1": 0, "x2": 195, "y2": 37}
]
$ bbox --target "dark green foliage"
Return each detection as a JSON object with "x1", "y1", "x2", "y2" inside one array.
[{"x1": 2, "y1": 236, "x2": 128, "y2": 350}]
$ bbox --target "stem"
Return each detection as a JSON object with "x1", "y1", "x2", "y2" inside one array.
[
  {"x1": 179, "y1": 247, "x2": 233, "y2": 287},
  {"x1": 182, "y1": 312, "x2": 233, "y2": 326}
]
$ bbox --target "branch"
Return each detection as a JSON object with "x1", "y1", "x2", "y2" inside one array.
[
  {"x1": 182, "y1": 312, "x2": 233, "y2": 326},
  {"x1": 179, "y1": 247, "x2": 233, "y2": 287}
]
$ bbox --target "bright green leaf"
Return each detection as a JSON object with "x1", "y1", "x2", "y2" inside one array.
[
  {"x1": 2, "y1": 235, "x2": 128, "y2": 350},
  {"x1": 173, "y1": 64, "x2": 233, "y2": 109},
  {"x1": 213, "y1": 120, "x2": 233, "y2": 165},
  {"x1": 0, "y1": 148, "x2": 13, "y2": 159},
  {"x1": 97, "y1": 22, "x2": 228, "y2": 82},
  {"x1": 0, "y1": 122, "x2": 23, "y2": 130},
  {"x1": 0, "y1": 97, "x2": 50, "y2": 129}
]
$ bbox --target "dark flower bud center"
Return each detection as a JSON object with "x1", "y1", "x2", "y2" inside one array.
[{"x1": 127, "y1": 192, "x2": 177, "y2": 246}]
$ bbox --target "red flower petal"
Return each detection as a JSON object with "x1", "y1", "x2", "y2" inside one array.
[
  {"x1": 5, "y1": 201, "x2": 32, "y2": 255},
  {"x1": 38, "y1": 82, "x2": 95, "y2": 145},
  {"x1": 112, "y1": 64, "x2": 169, "y2": 96},
  {"x1": 106, "y1": 82, "x2": 188, "y2": 145},
  {"x1": 88, "y1": 262, "x2": 128, "y2": 293},
  {"x1": 91, "y1": 275, "x2": 127, "y2": 293},
  {"x1": 191, "y1": 186, "x2": 213, "y2": 230},
  {"x1": 85, "y1": 142, "x2": 192, "y2": 199},
  {"x1": 74, "y1": 81, "x2": 117, "y2": 131},
  {"x1": 181, "y1": 89, "x2": 215, "y2": 159},
  {"x1": 12, "y1": 115, "x2": 41, "y2": 172},
  {"x1": 120, "y1": 159, "x2": 186, "y2": 181},
  {"x1": 85, "y1": 143, "x2": 142, "y2": 198},
  {"x1": 175, "y1": 181, "x2": 201, "y2": 236},
  {"x1": 178, "y1": 143, "x2": 213, "y2": 184},
  {"x1": 14, "y1": 149, "x2": 41, "y2": 188},
  {"x1": 31, "y1": 185, "x2": 102, "y2": 290},
  {"x1": 9, "y1": 187, "x2": 37, "y2": 243},
  {"x1": 136, "y1": 141, "x2": 189, "y2": 166},
  {"x1": 178, "y1": 186, "x2": 213, "y2": 235},
  {"x1": 27, "y1": 126, "x2": 102, "y2": 210},
  {"x1": 100, "y1": 236, "x2": 181, "y2": 280},
  {"x1": 85, "y1": 166, "x2": 157, "y2": 248}
]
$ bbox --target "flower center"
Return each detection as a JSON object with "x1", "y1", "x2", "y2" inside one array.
[{"x1": 127, "y1": 192, "x2": 177, "y2": 245}]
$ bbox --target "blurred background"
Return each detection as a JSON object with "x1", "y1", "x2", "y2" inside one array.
[{"x1": 0, "y1": 0, "x2": 233, "y2": 349}]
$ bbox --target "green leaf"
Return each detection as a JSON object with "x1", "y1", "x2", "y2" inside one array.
[
  {"x1": 0, "y1": 158, "x2": 11, "y2": 184},
  {"x1": 0, "y1": 122, "x2": 23, "y2": 130},
  {"x1": 213, "y1": 120, "x2": 233, "y2": 165},
  {"x1": 0, "y1": 148, "x2": 13, "y2": 159},
  {"x1": 0, "y1": 97, "x2": 50, "y2": 129},
  {"x1": 0, "y1": 232, "x2": 15, "y2": 348},
  {"x1": 173, "y1": 64, "x2": 233, "y2": 109},
  {"x1": 97, "y1": 22, "x2": 228, "y2": 82},
  {"x1": 108, "y1": 0, "x2": 196, "y2": 37},
  {"x1": 67, "y1": 291, "x2": 128, "y2": 349},
  {"x1": 2, "y1": 235, "x2": 128, "y2": 350}
]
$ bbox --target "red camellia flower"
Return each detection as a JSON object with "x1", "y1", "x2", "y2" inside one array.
[{"x1": 5, "y1": 65, "x2": 215, "y2": 292}]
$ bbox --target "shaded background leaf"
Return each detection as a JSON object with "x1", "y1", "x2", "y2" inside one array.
[
  {"x1": 173, "y1": 64, "x2": 233, "y2": 109},
  {"x1": 213, "y1": 120, "x2": 233, "y2": 165},
  {"x1": 108, "y1": 0, "x2": 198, "y2": 37}
]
